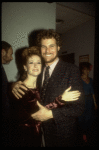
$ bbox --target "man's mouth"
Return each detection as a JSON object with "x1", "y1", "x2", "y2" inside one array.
[{"x1": 44, "y1": 54, "x2": 52, "y2": 57}]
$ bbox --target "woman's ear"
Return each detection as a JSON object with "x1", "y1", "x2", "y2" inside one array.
[{"x1": 23, "y1": 65, "x2": 27, "y2": 71}]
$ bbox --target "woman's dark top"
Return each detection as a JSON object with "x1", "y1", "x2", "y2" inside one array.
[
  {"x1": 14, "y1": 88, "x2": 63, "y2": 147},
  {"x1": 78, "y1": 78, "x2": 95, "y2": 132}
]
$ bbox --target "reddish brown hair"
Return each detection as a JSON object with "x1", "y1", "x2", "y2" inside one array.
[{"x1": 22, "y1": 46, "x2": 41, "y2": 65}]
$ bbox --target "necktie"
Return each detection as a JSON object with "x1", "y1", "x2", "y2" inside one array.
[{"x1": 41, "y1": 66, "x2": 50, "y2": 102}]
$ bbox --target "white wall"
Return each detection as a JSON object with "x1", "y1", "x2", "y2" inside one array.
[
  {"x1": 2, "y1": 2, "x2": 56, "y2": 81},
  {"x1": 60, "y1": 18, "x2": 95, "y2": 78}
]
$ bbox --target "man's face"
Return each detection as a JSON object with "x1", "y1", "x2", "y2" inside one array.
[
  {"x1": 41, "y1": 38, "x2": 60, "y2": 65},
  {"x1": 2, "y1": 47, "x2": 13, "y2": 64}
]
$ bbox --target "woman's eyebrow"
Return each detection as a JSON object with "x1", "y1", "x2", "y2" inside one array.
[{"x1": 28, "y1": 60, "x2": 41, "y2": 62}]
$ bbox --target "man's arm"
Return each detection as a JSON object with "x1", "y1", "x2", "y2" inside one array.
[
  {"x1": 52, "y1": 65, "x2": 85, "y2": 123},
  {"x1": 31, "y1": 101, "x2": 53, "y2": 122},
  {"x1": 11, "y1": 81, "x2": 28, "y2": 99}
]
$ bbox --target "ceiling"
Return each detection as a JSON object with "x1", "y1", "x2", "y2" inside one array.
[{"x1": 56, "y1": 2, "x2": 95, "y2": 34}]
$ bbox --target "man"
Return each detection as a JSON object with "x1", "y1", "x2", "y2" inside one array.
[
  {"x1": 2, "y1": 41, "x2": 13, "y2": 147},
  {"x1": 12, "y1": 29, "x2": 85, "y2": 147}
]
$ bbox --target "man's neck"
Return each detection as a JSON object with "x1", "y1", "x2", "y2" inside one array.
[{"x1": 45, "y1": 57, "x2": 59, "y2": 66}]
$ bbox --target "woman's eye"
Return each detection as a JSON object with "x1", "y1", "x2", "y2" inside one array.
[
  {"x1": 41, "y1": 46, "x2": 46, "y2": 49},
  {"x1": 29, "y1": 62, "x2": 33, "y2": 64},
  {"x1": 29, "y1": 62, "x2": 41, "y2": 64}
]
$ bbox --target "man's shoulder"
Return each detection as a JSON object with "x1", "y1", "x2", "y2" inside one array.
[{"x1": 59, "y1": 59, "x2": 79, "y2": 70}]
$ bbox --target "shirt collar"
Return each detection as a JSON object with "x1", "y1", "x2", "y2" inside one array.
[
  {"x1": 49, "y1": 58, "x2": 59, "y2": 70},
  {"x1": 45, "y1": 58, "x2": 59, "y2": 72}
]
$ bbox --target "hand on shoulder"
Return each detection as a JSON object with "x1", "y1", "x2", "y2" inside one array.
[{"x1": 12, "y1": 81, "x2": 28, "y2": 99}]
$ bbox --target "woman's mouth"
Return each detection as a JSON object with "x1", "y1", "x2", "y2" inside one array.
[{"x1": 33, "y1": 69, "x2": 38, "y2": 72}]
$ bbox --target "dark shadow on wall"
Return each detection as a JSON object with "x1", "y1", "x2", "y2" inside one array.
[
  {"x1": 15, "y1": 46, "x2": 28, "y2": 81},
  {"x1": 28, "y1": 29, "x2": 45, "y2": 47},
  {"x1": 15, "y1": 29, "x2": 45, "y2": 81}
]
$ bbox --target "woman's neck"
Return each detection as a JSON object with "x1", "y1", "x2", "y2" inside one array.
[{"x1": 23, "y1": 75, "x2": 37, "y2": 89}]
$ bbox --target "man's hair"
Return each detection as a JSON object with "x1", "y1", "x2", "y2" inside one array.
[
  {"x1": 2, "y1": 41, "x2": 11, "y2": 52},
  {"x1": 36, "y1": 29, "x2": 62, "y2": 48},
  {"x1": 79, "y1": 62, "x2": 92, "y2": 75}
]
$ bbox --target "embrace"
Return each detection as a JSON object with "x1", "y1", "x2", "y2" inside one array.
[{"x1": 12, "y1": 29, "x2": 85, "y2": 147}]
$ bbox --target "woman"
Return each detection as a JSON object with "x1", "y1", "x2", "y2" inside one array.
[
  {"x1": 78, "y1": 62, "x2": 97, "y2": 143},
  {"x1": 14, "y1": 46, "x2": 80, "y2": 147}
]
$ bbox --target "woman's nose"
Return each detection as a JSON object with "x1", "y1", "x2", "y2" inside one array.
[{"x1": 34, "y1": 63, "x2": 37, "y2": 67}]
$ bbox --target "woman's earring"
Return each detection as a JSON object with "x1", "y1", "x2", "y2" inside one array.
[
  {"x1": 24, "y1": 66, "x2": 27, "y2": 72},
  {"x1": 24, "y1": 69, "x2": 27, "y2": 72}
]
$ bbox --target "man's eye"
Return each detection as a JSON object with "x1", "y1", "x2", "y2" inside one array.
[{"x1": 50, "y1": 45, "x2": 54, "y2": 48}]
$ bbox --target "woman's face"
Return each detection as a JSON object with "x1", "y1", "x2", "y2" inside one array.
[
  {"x1": 82, "y1": 67, "x2": 90, "y2": 76},
  {"x1": 24, "y1": 55, "x2": 42, "y2": 77}
]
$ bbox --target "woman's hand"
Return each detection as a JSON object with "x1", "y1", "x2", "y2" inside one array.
[
  {"x1": 61, "y1": 86, "x2": 81, "y2": 102},
  {"x1": 12, "y1": 81, "x2": 28, "y2": 99}
]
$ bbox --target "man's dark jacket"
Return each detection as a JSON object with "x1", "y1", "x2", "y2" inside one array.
[
  {"x1": 2, "y1": 65, "x2": 11, "y2": 146},
  {"x1": 39, "y1": 59, "x2": 85, "y2": 147}
]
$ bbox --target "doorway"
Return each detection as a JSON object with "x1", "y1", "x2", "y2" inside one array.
[{"x1": 59, "y1": 53, "x2": 75, "y2": 64}]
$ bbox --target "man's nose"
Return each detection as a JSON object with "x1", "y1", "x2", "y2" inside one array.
[{"x1": 46, "y1": 47, "x2": 50, "y2": 53}]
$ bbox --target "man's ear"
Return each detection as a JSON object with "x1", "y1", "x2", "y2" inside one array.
[
  {"x1": 2, "y1": 49, "x2": 6, "y2": 56},
  {"x1": 23, "y1": 65, "x2": 27, "y2": 71},
  {"x1": 58, "y1": 46, "x2": 60, "y2": 51}
]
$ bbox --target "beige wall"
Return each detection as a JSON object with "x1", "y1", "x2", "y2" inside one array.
[{"x1": 2, "y1": 2, "x2": 56, "y2": 81}]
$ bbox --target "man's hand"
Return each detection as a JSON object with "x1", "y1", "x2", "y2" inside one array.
[
  {"x1": 62, "y1": 86, "x2": 81, "y2": 101},
  {"x1": 31, "y1": 101, "x2": 53, "y2": 122},
  {"x1": 12, "y1": 81, "x2": 28, "y2": 99}
]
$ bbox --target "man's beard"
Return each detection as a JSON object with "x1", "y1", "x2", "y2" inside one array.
[
  {"x1": 3, "y1": 56, "x2": 11, "y2": 64},
  {"x1": 44, "y1": 53, "x2": 58, "y2": 64}
]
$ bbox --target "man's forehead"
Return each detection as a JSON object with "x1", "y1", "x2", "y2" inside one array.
[{"x1": 41, "y1": 38, "x2": 56, "y2": 44}]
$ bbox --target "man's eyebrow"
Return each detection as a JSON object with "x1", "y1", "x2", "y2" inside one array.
[{"x1": 50, "y1": 44, "x2": 55, "y2": 46}]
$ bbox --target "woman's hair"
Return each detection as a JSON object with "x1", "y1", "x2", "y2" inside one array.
[
  {"x1": 22, "y1": 46, "x2": 41, "y2": 65},
  {"x1": 21, "y1": 46, "x2": 41, "y2": 81},
  {"x1": 36, "y1": 29, "x2": 62, "y2": 48},
  {"x1": 79, "y1": 62, "x2": 92, "y2": 75},
  {"x1": 2, "y1": 41, "x2": 11, "y2": 52}
]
